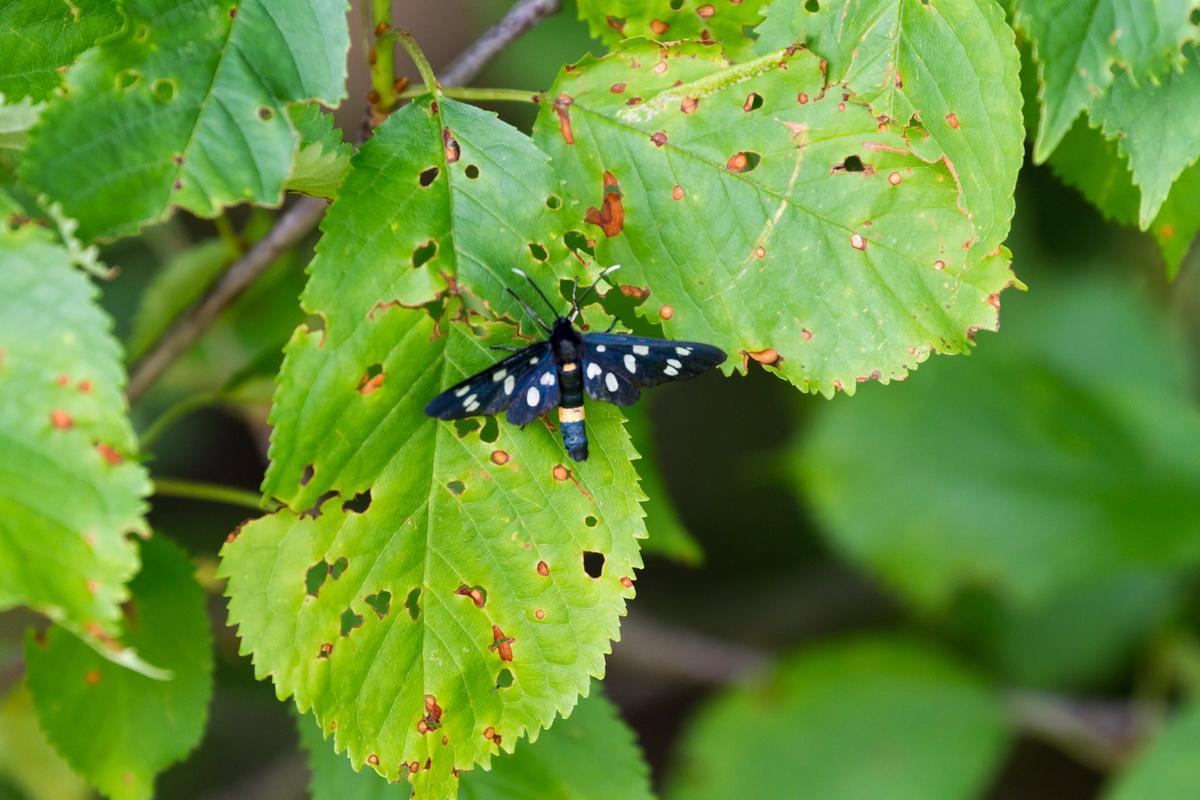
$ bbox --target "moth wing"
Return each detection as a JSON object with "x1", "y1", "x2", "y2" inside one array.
[
  {"x1": 504, "y1": 355, "x2": 561, "y2": 425},
  {"x1": 424, "y1": 342, "x2": 552, "y2": 420},
  {"x1": 581, "y1": 333, "x2": 725, "y2": 400}
]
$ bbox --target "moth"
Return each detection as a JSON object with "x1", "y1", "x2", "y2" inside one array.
[{"x1": 424, "y1": 266, "x2": 726, "y2": 461}]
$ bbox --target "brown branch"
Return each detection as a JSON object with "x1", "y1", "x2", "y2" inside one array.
[
  {"x1": 125, "y1": 0, "x2": 564, "y2": 403},
  {"x1": 440, "y1": 0, "x2": 562, "y2": 87}
]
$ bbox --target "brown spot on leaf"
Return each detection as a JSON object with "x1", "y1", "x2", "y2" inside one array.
[
  {"x1": 553, "y1": 93, "x2": 575, "y2": 145},
  {"x1": 611, "y1": 82, "x2": 626, "y2": 93},
  {"x1": 368, "y1": 754, "x2": 380, "y2": 766},
  {"x1": 84, "y1": 669, "x2": 101, "y2": 685},
  {"x1": 534, "y1": 609, "x2": 545, "y2": 619},
  {"x1": 653, "y1": 61, "x2": 668, "y2": 75},
  {"x1": 802, "y1": 328, "x2": 813, "y2": 341},
  {"x1": 490, "y1": 625, "x2": 514, "y2": 661},
  {"x1": 933, "y1": 259, "x2": 946, "y2": 271},
  {"x1": 490, "y1": 449, "x2": 510, "y2": 465},
  {"x1": 680, "y1": 96, "x2": 698, "y2": 114},
  {"x1": 747, "y1": 347, "x2": 782, "y2": 366},
  {"x1": 318, "y1": 642, "x2": 333, "y2": 658},
  {"x1": 650, "y1": 18, "x2": 669, "y2": 34},
  {"x1": 606, "y1": 15, "x2": 624, "y2": 32},
  {"x1": 620, "y1": 576, "x2": 634, "y2": 588},
  {"x1": 620, "y1": 284, "x2": 650, "y2": 299},
  {"x1": 455, "y1": 584, "x2": 487, "y2": 608},
  {"x1": 945, "y1": 112, "x2": 960, "y2": 128},
  {"x1": 754, "y1": 246, "x2": 766, "y2": 259},
  {"x1": 743, "y1": 92, "x2": 763, "y2": 112},
  {"x1": 697, "y1": 4, "x2": 715, "y2": 18},
  {"x1": 888, "y1": 171, "x2": 902, "y2": 185},
  {"x1": 584, "y1": 171, "x2": 624, "y2": 237},
  {"x1": 726, "y1": 151, "x2": 761, "y2": 173},
  {"x1": 443, "y1": 128, "x2": 460, "y2": 163},
  {"x1": 56, "y1": 374, "x2": 70, "y2": 387},
  {"x1": 77, "y1": 379, "x2": 91, "y2": 393},
  {"x1": 797, "y1": 92, "x2": 809, "y2": 104},
  {"x1": 1161, "y1": 224, "x2": 1176, "y2": 238},
  {"x1": 537, "y1": 560, "x2": 550, "y2": 576},
  {"x1": 850, "y1": 233, "x2": 867, "y2": 251},
  {"x1": 672, "y1": 184, "x2": 684, "y2": 200},
  {"x1": 659, "y1": 304, "x2": 674, "y2": 320},
  {"x1": 96, "y1": 443, "x2": 123, "y2": 465},
  {"x1": 650, "y1": 131, "x2": 668, "y2": 147},
  {"x1": 358, "y1": 364, "x2": 385, "y2": 394},
  {"x1": 50, "y1": 410, "x2": 72, "y2": 429},
  {"x1": 552, "y1": 464, "x2": 570, "y2": 481},
  {"x1": 483, "y1": 726, "x2": 502, "y2": 745}
]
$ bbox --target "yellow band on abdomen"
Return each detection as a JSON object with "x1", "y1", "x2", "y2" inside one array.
[{"x1": 558, "y1": 406, "x2": 585, "y2": 423}]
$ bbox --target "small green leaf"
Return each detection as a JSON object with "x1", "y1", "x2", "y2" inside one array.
[
  {"x1": 24, "y1": 536, "x2": 215, "y2": 800},
  {"x1": 534, "y1": 41, "x2": 1016, "y2": 396},
  {"x1": 1104, "y1": 705, "x2": 1200, "y2": 800},
  {"x1": 0, "y1": 683, "x2": 91, "y2": 800},
  {"x1": 301, "y1": 692, "x2": 653, "y2": 800},
  {"x1": 0, "y1": 223, "x2": 149, "y2": 639},
  {"x1": 0, "y1": 0, "x2": 121, "y2": 102},
  {"x1": 1090, "y1": 45, "x2": 1200, "y2": 225},
  {"x1": 668, "y1": 636, "x2": 1009, "y2": 800},
  {"x1": 21, "y1": 0, "x2": 350, "y2": 241},
  {"x1": 797, "y1": 275, "x2": 1200, "y2": 608},
  {"x1": 1015, "y1": 0, "x2": 1200, "y2": 160},
  {"x1": 576, "y1": 0, "x2": 770, "y2": 55},
  {"x1": 127, "y1": 238, "x2": 234, "y2": 361},
  {"x1": 755, "y1": 0, "x2": 1025, "y2": 254},
  {"x1": 0, "y1": 94, "x2": 45, "y2": 151},
  {"x1": 285, "y1": 102, "x2": 353, "y2": 199}
]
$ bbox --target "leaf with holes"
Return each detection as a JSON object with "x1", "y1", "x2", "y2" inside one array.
[
  {"x1": 1013, "y1": 0, "x2": 1200, "y2": 161},
  {"x1": 0, "y1": 0, "x2": 121, "y2": 102},
  {"x1": 533, "y1": 41, "x2": 1016, "y2": 396},
  {"x1": 0, "y1": 221, "x2": 149, "y2": 643},
  {"x1": 796, "y1": 275, "x2": 1200, "y2": 609},
  {"x1": 300, "y1": 691, "x2": 653, "y2": 800},
  {"x1": 667, "y1": 636, "x2": 1009, "y2": 800},
  {"x1": 24, "y1": 535, "x2": 214, "y2": 800},
  {"x1": 754, "y1": 0, "x2": 1024, "y2": 255},
  {"x1": 286, "y1": 102, "x2": 353, "y2": 200},
  {"x1": 1089, "y1": 44, "x2": 1200, "y2": 226},
  {"x1": 20, "y1": 0, "x2": 350, "y2": 241},
  {"x1": 576, "y1": 0, "x2": 770, "y2": 55}
]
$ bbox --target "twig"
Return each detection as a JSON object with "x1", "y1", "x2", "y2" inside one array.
[
  {"x1": 126, "y1": 197, "x2": 327, "y2": 403},
  {"x1": 440, "y1": 0, "x2": 562, "y2": 86},
  {"x1": 126, "y1": 1, "x2": 564, "y2": 403},
  {"x1": 152, "y1": 478, "x2": 265, "y2": 511},
  {"x1": 612, "y1": 615, "x2": 770, "y2": 685}
]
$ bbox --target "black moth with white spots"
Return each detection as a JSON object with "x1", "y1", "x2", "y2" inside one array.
[{"x1": 424, "y1": 266, "x2": 726, "y2": 461}]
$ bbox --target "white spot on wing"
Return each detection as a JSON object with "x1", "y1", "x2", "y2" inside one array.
[
  {"x1": 675, "y1": 346, "x2": 692, "y2": 355},
  {"x1": 632, "y1": 345, "x2": 649, "y2": 355},
  {"x1": 596, "y1": 345, "x2": 606, "y2": 353},
  {"x1": 504, "y1": 375, "x2": 515, "y2": 395},
  {"x1": 530, "y1": 357, "x2": 539, "y2": 365},
  {"x1": 664, "y1": 366, "x2": 679, "y2": 377},
  {"x1": 667, "y1": 358, "x2": 682, "y2": 369},
  {"x1": 527, "y1": 386, "x2": 540, "y2": 406},
  {"x1": 586, "y1": 362, "x2": 602, "y2": 379},
  {"x1": 493, "y1": 369, "x2": 507, "y2": 382},
  {"x1": 455, "y1": 385, "x2": 470, "y2": 397},
  {"x1": 605, "y1": 372, "x2": 619, "y2": 392},
  {"x1": 540, "y1": 372, "x2": 555, "y2": 386},
  {"x1": 463, "y1": 394, "x2": 478, "y2": 407},
  {"x1": 465, "y1": 400, "x2": 480, "y2": 412},
  {"x1": 623, "y1": 354, "x2": 637, "y2": 373}
]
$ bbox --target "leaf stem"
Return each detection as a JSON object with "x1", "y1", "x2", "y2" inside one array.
[
  {"x1": 397, "y1": 85, "x2": 542, "y2": 104},
  {"x1": 369, "y1": 0, "x2": 399, "y2": 115},
  {"x1": 152, "y1": 478, "x2": 263, "y2": 511},
  {"x1": 212, "y1": 214, "x2": 241, "y2": 254},
  {"x1": 394, "y1": 30, "x2": 440, "y2": 95}
]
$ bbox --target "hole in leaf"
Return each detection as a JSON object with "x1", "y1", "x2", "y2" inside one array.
[
  {"x1": 743, "y1": 92, "x2": 763, "y2": 112},
  {"x1": 805, "y1": 0, "x2": 819, "y2": 10},
  {"x1": 358, "y1": 364, "x2": 384, "y2": 394},
  {"x1": 406, "y1": 587, "x2": 422, "y2": 620},
  {"x1": 342, "y1": 489, "x2": 372, "y2": 513},
  {"x1": 365, "y1": 590, "x2": 392, "y2": 618},
  {"x1": 305, "y1": 561, "x2": 329, "y2": 596},
  {"x1": 528, "y1": 242, "x2": 548, "y2": 261},
  {"x1": 300, "y1": 464, "x2": 315, "y2": 486},
  {"x1": 454, "y1": 418, "x2": 482, "y2": 438},
  {"x1": 455, "y1": 584, "x2": 488, "y2": 608},
  {"x1": 447, "y1": 480, "x2": 466, "y2": 495},
  {"x1": 318, "y1": 642, "x2": 333, "y2": 659},
  {"x1": 330, "y1": 557, "x2": 349, "y2": 580},
  {"x1": 116, "y1": 70, "x2": 141, "y2": 90},
  {"x1": 583, "y1": 551, "x2": 605, "y2": 578},
  {"x1": 340, "y1": 608, "x2": 364, "y2": 636},
  {"x1": 302, "y1": 490, "x2": 338, "y2": 519},
  {"x1": 726, "y1": 151, "x2": 762, "y2": 173},
  {"x1": 669, "y1": 0, "x2": 683, "y2": 8},
  {"x1": 496, "y1": 668, "x2": 514, "y2": 689},
  {"x1": 258, "y1": 106, "x2": 273, "y2": 121},
  {"x1": 419, "y1": 166, "x2": 439, "y2": 186},
  {"x1": 133, "y1": 24, "x2": 150, "y2": 41},
  {"x1": 564, "y1": 230, "x2": 593, "y2": 256},
  {"x1": 546, "y1": 195, "x2": 562, "y2": 209},
  {"x1": 464, "y1": 164, "x2": 480, "y2": 179},
  {"x1": 479, "y1": 416, "x2": 499, "y2": 443},
  {"x1": 412, "y1": 240, "x2": 437, "y2": 268},
  {"x1": 151, "y1": 78, "x2": 176, "y2": 102},
  {"x1": 840, "y1": 155, "x2": 865, "y2": 172},
  {"x1": 584, "y1": 515, "x2": 598, "y2": 528},
  {"x1": 1193, "y1": 7, "x2": 1200, "y2": 23}
]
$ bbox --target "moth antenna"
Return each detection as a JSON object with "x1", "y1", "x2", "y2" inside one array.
[
  {"x1": 570, "y1": 264, "x2": 621, "y2": 322},
  {"x1": 512, "y1": 268, "x2": 561, "y2": 319},
  {"x1": 506, "y1": 287, "x2": 552, "y2": 333}
]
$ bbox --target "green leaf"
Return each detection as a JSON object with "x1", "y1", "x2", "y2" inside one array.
[
  {"x1": 796, "y1": 275, "x2": 1200, "y2": 609},
  {"x1": 220, "y1": 96, "x2": 647, "y2": 798},
  {"x1": 533, "y1": 41, "x2": 1016, "y2": 397},
  {"x1": 0, "y1": 683, "x2": 91, "y2": 800},
  {"x1": 1104, "y1": 705, "x2": 1200, "y2": 800},
  {"x1": 1048, "y1": 116, "x2": 1200, "y2": 277},
  {"x1": 754, "y1": 0, "x2": 1025, "y2": 255},
  {"x1": 301, "y1": 692, "x2": 653, "y2": 800},
  {"x1": 624, "y1": 402, "x2": 702, "y2": 565},
  {"x1": 667, "y1": 636, "x2": 1009, "y2": 800},
  {"x1": 0, "y1": 223, "x2": 149, "y2": 640},
  {"x1": 1090, "y1": 45, "x2": 1200, "y2": 225},
  {"x1": 127, "y1": 238, "x2": 234, "y2": 361},
  {"x1": 0, "y1": 94, "x2": 45, "y2": 151},
  {"x1": 1015, "y1": 0, "x2": 1200, "y2": 161},
  {"x1": 286, "y1": 102, "x2": 353, "y2": 200},
  {"x1": 0, "y1": 0, "x2": 121, "y2": 102},
  {"x1": 21, "y1": 0, "x2": 350, "y2": 241},
  {"x1": 24, "y1": 535, "x2": 215, "y2": 800},
  {"x1": 576, "y1": 0, "x2": 770, "y2": 55}
]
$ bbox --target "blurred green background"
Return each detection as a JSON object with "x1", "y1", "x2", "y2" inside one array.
[{"x1": 4, "y1": 1, "x2": 1199, "y2": 798}]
